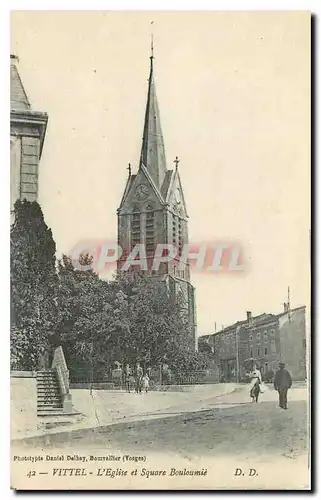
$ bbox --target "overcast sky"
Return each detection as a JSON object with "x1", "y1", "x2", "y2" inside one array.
[{"x1": 11, "y1": 11, "x2": 310, "y2": 334}]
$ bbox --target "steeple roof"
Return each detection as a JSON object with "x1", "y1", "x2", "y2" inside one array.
[{"x1": 140, "y1": 49, "x2": 167, "y2": 190}]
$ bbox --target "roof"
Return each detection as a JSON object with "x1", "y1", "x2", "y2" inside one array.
[
  {"x1": 198, "y1": 306, "x2": 306, "y2": 342},
  {"x1": 10, "y1": 55, "x2": 48, "y2": 158},
  {"x1": 10, "y1": 55, "x2": 31, "y2": 110},
  {"x1": 160, "y1": 170, "x2": 173, "y2": 198},
  {"x1": 139, "y1": 55, "x2": 167, "y2": 190}
]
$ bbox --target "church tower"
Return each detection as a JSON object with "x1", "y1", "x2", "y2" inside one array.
[{"x1": 117, "y1": 44, "x2": 197, "y2": 347}]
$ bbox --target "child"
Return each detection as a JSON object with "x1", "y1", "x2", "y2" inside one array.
[{"x1": 142, "y1": 374, "x2": 150, "y2": 393}]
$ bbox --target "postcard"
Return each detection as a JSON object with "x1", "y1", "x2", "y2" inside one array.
[{"x1": 10, "y1": 10, "x2": 310, "y2": 490}]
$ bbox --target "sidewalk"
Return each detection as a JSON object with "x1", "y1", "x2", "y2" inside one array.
[{"x1": 11, "y1": 383, "x2": 238, "y2": 442}]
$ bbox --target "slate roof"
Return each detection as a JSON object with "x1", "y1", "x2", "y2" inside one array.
[{"x1": 140, "y1": 55, "x2": 167, "y2": 190}]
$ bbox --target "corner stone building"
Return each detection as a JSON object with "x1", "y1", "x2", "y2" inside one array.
[
  {"x1": 117, "y1": 51, "x2": 197, "y2": 347},
  {"x1": 10, "y1": 55, "x2": 48, "y2": 214},
  {"x1": 199, "y1": 305, "x2": 307, "y2": 381}
]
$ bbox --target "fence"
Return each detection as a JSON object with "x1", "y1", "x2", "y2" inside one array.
[{"x1": 69, "y1": 367, "x2": 218, "y2": 387}]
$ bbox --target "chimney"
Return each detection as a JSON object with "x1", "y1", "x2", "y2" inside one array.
[
  {"x1": 246, "y1": 311, "x2": 252, "y2": 324},
  {"x1": 283, "y1": 302, "x2": 289, "y2": 313}
]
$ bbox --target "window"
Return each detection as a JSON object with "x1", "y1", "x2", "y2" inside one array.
[
  {"x1": 303, "y1": 339, "x2": 306, "y2": 348},
  {"x1": 257, "y1": 332, "x2": 261, "y2": 340},
  {"x1": 249, "y1": 335, "x2": 253, "y2": 341},
  {"x1": 270, "y1": 329, "x2": 275, "y2": 335},
  {"x1": 264, "y1": 347, "x2": 268, "y2": 356},
  {"x1": 270, "y1": 340, "x2": 276, "y2": 354},
  {"x1": 250, "y1": 349, "x2": 253, "y2": 358},
  {"x1": 257, "y1": 348, "x2": 260, "y2": 357},
  {"x1": 172, "y1": 215, "x2": 177, "y2": 246},
  {"x1": 178, "y1": 218, "x2": 183, "y2": 255},
  {"x1": 145, "y1": 206, "x2": 154, "y2": 255},
  {"x1": 131, "y1": 211, "x2": 141, "y2": 249},
  {"x1": 264, "y1": 330, "x2": 267, "y2": 340},
  {"x1": 265, "y1": 362, "x2": 268, "y2": 373}
]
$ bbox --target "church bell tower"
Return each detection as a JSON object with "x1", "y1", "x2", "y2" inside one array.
[{"x1": 117, "y1": 42, "x2": 197, "y2": 347}]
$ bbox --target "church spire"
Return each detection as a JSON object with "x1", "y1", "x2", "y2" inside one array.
[{"x1": 140, "y1": 35, "x2": 167, "y2": 189}]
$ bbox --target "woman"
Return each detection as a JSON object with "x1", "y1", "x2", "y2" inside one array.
[{"x1": 250, "y1": 366, "x2": 262, "y2": 403}]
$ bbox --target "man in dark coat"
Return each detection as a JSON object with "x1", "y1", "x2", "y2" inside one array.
[{"x1": 274, "y1": 362, "x2": 292, "y2": 409}]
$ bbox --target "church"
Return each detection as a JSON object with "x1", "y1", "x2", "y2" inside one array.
[{"x1": 117, "y1": 45, "x2": 197, "y2": 348}]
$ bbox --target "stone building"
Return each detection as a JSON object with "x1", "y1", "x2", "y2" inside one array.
[
  {"x1": 117, "y1": 48, "x2": 196, "y2": 347},
  {"x1": 10, "y1": 54, "x2": 48, "y2": 214},
  {"x1": 199, "y1": 304, "x2": 307, "y2": 381}
]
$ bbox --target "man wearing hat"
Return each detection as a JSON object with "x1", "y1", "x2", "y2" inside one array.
[{"x1": 274, "y1": 362, "x2": 292, "y2": 409}]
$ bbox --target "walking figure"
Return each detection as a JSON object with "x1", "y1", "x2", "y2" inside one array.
[
  {"x1": 124, "y1": 364, "x2": 131, "y2": 393},
  {"x1": 142, "y1": 373, "x2": 150, "y2": 393},
  {"x1": 274, "y1": 362, "x2": 292, "y2": 410},
  {"x1": 135, "y1": 362, "x2": 143, "y2": 394},
  {"x1": 249, "y1": 366, "x2": 262, "y2": 403}
]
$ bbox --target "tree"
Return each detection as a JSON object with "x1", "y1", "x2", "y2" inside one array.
[
  {"x1": 57, "y1": 266, "x2": 207, "y2": 381},
  {"x1": 111, "y1": 273, "x2": 199, "y2": 372},
  {"x1": 11, "y1": 200, "x2": 58, "y2": 370},
  {"x1": 56, "y1": 254, "x2": 125, "y2": 382}
]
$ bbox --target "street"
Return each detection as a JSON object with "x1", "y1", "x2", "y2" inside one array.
[
  {"x1": 14, "y1": 384, "x2": 308, "y2": 457},
  {"x1": 11, "y1": 383, "x2": 309, "y2": 489}
]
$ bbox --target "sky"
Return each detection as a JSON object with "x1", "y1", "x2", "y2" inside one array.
[{"x1": 11, "y1": 11, "x2": 310, "y2": 334}]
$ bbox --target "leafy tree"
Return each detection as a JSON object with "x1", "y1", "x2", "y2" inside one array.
[
  {"x1": 11, "y1": 200, "x2": 58, "y2": 370},
  {"x1": 110, "y1": 273, "x2": 199, "y2": 372},
  {"x1": 57, "y1": 254, "x2": 125, "y2": 381}
]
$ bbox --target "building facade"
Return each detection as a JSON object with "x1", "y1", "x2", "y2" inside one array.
[
  {"x1": 199, "y1": 305, "x2": 307, "y2": 381},
  {"x1": 10, "y1": 55, "x2": 48, "y2": 214},
  {"x1": 117, "y1": 49, "x2": 196, "y2": 346}
]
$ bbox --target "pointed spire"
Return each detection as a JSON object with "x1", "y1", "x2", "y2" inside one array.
[{"x1": 140, "y1": 32, "x2": 167, "y2": 189}]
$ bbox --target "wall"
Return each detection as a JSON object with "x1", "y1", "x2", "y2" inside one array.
[
  {"x1": 279, "y1": 308, "x2": 306, "y2": 380},
  {"x1": 11, "y1": 372, "x2": 37, "y2": 440},
  {"x1": 10, "y1": 137, "x2": 21, "y2": 211},
  {"x1": 248, "y1": 320, "x2": 280, "y2": 375},
  {"x1": 20, "y1": 135, "x2": 40, "y2": 201}
]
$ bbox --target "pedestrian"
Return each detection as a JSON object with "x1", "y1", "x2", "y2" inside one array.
[
  {"x1": 135, "y1": 362, "x2": 143, "y2": 394},
  {"x1": 274, "y1": 362, "x2": 292, "y2": 410},
  {"x1": 124, "y1": 364, "x2": 131, "y2": 393},
  {"x1": 142, "y1": 373, "x2": 150, "y2": 393},
  {"x1": 249, "y1": 365, "x2": 262, "y2": 402}
]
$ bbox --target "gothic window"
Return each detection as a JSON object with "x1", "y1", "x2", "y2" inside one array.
[
  {"x1": 145, "y1": 204, "x2": 155, "y2": 255},
  {"x1": 172, "y1": 215, "x2": 176, "y2": 246},
  {"x1": 131, "y1": 209, "x2": 141, "y2": 249},
  {"x1": 178, "y1": 218, "x2": 183, "y2": 256}
]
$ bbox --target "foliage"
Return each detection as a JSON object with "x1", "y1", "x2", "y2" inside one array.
[
  {"x1": 10, "y1": 200, "x2": 58, "y2": 370},
  {"x1": 11, "y1": 202, "x2": 204, "y2": 377}
]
